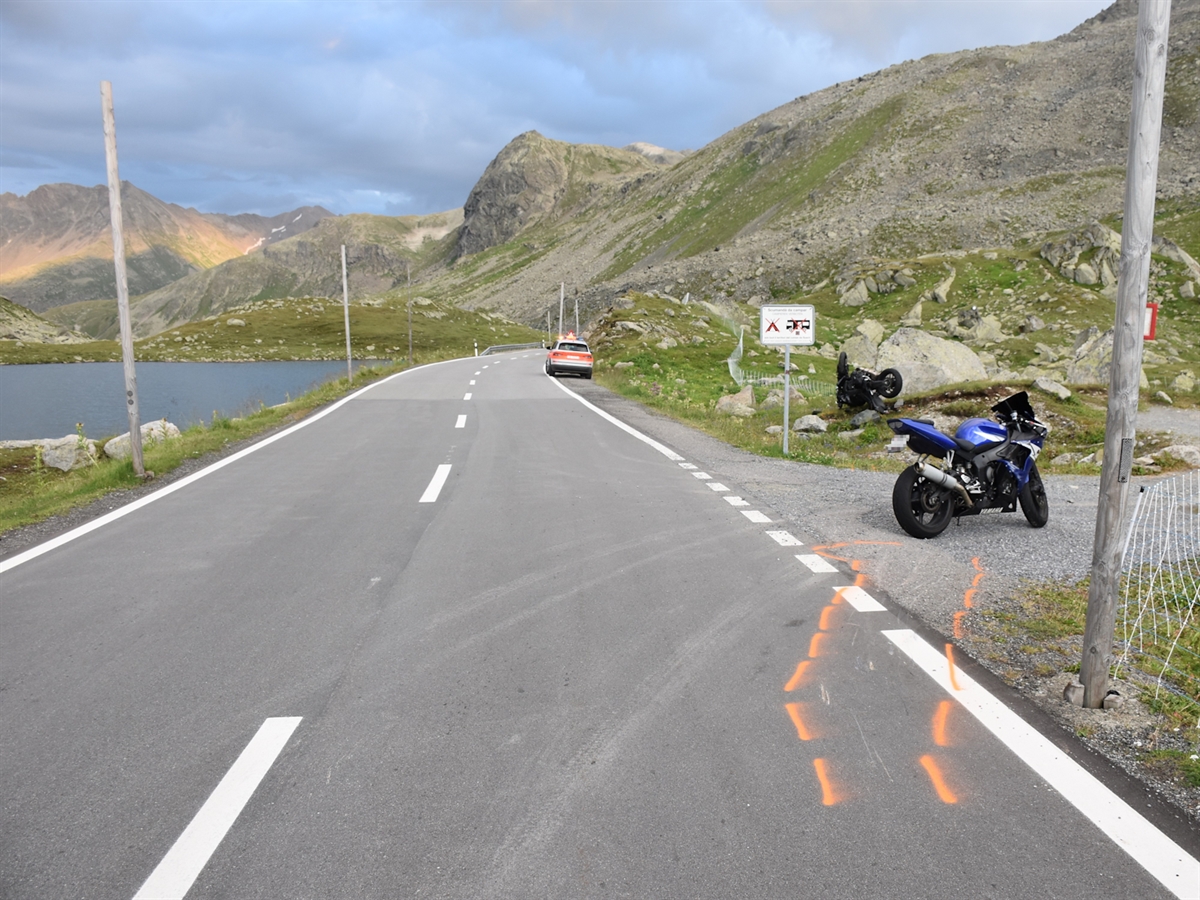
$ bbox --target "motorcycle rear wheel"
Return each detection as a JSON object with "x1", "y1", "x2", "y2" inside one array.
[
  {"x1": 893, "y1": 466, "x2": 955, "y2": 538},
  {"x1": 1018, "y1": 463, "x2": 1049, "y2": 527},
  {"x1": 878, "y1": 368, "x2": 903, "y2": 399}
]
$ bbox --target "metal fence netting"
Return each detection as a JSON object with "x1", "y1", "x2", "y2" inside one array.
[{"x1": 1114, "y1": 470, "x2": 1200, "y2": 718}]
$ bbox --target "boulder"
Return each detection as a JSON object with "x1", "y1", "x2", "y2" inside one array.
[
  {"x1": 931, "y1": 267, "x2": 956, "y2": 304},
  {"x1": 899, "y1": 301, "x2": 923, "y2": 327},
  {"x1": 1021, "y1": 315, "x2": 1046, "y2": 333},
  {"x1": 875, "y1": 328, "x2": 988, "y2": 394},
  {"x1": 104, "y1": 420, "x2": 182, "y2": 460},
  {"x1": 1065, "y1": 328, "x2": 1113, "y2": 385},
  {"x1": 1032, "y1": 377, "x2": 1071, "y2": 400},
  {"x1": 1181, "y1": 281, "x2": 1196, "y2": 300},
  {"x1": 849, "y1": 409, "x2": 882, "y2": 427},
  {"x1": 39, "y1": 435, "x2": 99, "y2": 472},
  {"x1": 1074, "y1": 262, "x2": 1099, "y2": 285},
  {"x1": 793, "y1": 414, "x2": 827, "y2": 433},
  {"x1": 839, "y1": 280, "x2": 870, "y2": 307},
  {"x1": 761, "y1": 386, "x2": 805, "y2": 409},
  {"x1": 1170, "y1": 371, "x2": 1195, "y2": 393},
  {"x1": 226, "y1": 318, "x2": 246, "y2": 327},
  {"x1": 1158, "y1": 445, "x2": 1200, "y2": 468},
  {"x1": 716, "y1": 385, "x2": 756, "y2": 417}
]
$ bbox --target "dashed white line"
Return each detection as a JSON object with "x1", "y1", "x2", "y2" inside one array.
[
  {"x1": 463, "y1": 392, "x2": 472, "y2": 401},
  {"x1": 796, "y1": 554, "x2": 838, "y2": 574},
  {"x1": 884, "y1": 629, "x2": 1200, "y2": 899},
  {"x1": 679, "y1": 463, "x2": 698, "y2": 470},
  {"x1": 692, "y1": 471, "x2": 711, "y2": 479},
  {"x1": 766, "y1": 531, "x2": 803, "y2": 546},
  {"x1": 469, "y1": 380, "x2": 476, "y2": 385},
  {"x1": 455, "y1": 415, "x2": 466, "y2": 429},
  {"x1": 419, "y1": 464, "x2": 452, "y2": 503},
  {"x1": 707, "y1": 483, "x2": 729, "y2": 492},
  {"x1": 132, "y1": 717, "x2": 302, "y2": 900},
  {"x1": 742, "y1": 510, "x2": 771, "y2": 523},
  {"x1": 724, "y1": 496, "x2": 750, "y2": 507},
  {"x1": 834, "y1": 584, "x2": 887, "y2": 611}
]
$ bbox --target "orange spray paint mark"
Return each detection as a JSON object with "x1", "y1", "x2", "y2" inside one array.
[
  {"x1": 932, "y1": 700, "x2": 953, "y2": 747},
  {"x1": 952, "y1": 610, "x2": 967, "y2": 639},
  {"x1": 784, "y1": 660, "x2": 811, "y2": 692},
  {"x1": 808, "y1": 632, "x2": 828, "y2": 658},
  {"x1": 813, "y1": 758, "x2": 843, "y2": 806},
  {"x1": 945, "y1": 644, "x2": 961, "y2": 691},
  {"x1": 785, "y1": 702, "x2": 815, "y2": 740},
  {"x1": 920, "y1": 754, "x2": 958, "y2": 804},
  {"x1": 963, "y1": 589, "x2": 977, "y2": 609},
  {"x1": 818, "y1": 605, "x2": 839, "y2": 631}
]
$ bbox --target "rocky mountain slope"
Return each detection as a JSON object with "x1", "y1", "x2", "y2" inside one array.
[
  {"x1": 431, "y1": 0, "x2": 1199, "y2": 327},
  {"x1": 0, "y1": 182, "x2": 333, "y2": 311},
  {"x1": 0, "y1": 297, "x2": 88, "y2": 344}
]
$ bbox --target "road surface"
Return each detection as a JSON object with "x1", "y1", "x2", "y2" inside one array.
[{"x1": 2, "y1": 352, "x2": 1196, "y2": 899}]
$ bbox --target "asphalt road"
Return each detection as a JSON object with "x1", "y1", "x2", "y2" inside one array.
[{"x1": 2, "y1": 352, "x2": 1196, "y2": 899}]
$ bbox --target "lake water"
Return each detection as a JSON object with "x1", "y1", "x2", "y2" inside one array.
[{"x1": 0, "y1": 360, "x2": 365, "y2": 441}]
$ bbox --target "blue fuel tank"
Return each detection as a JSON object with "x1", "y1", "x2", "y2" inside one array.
[{"x1": 955, "y1": 417, "x2": 1006, "y2": 447}]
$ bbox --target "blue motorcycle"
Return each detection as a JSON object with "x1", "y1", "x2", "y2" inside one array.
[{"x1": 887, "y1": 391, "x2": 1050, "y2": 539}]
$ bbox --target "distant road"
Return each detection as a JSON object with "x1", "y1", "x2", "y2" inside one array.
[{"x1": 2, "y1": 352, "x2": 1196, "y2": 899}]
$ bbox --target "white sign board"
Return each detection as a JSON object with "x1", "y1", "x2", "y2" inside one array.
[{"x1": 759, "y1": 305, "x2": 815, "y2": 346}]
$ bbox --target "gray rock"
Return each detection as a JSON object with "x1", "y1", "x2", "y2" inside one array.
[
  {"x1": 876, "y1": 327, "x2": 988, "y2": 394},
  {"x1": 1170, "y1": 371, "x2": 1195, "y2": 393},
  {"x1": 793, "y1": 414, "x2": 828, "y2": 433},
  {"x1": 1032, "y1": 377, "x2": 1071, "y2": 400},
  {"x1": 104, "y1": 420, "x2": 182, "y2": 460},
  {"x1": 1158, "y1": 445, "x2": 1200, "y2": 467},
  {"x1": 1154, "y1": 391, "x2": 1173, "y2": 405},
  {"x1": 1065, "y1": 328, "x2": 1113, "y2": 386},
  {"x1": 226, "y1": 318, "x2": 246, "y2": 327},
  {"x1": 931, "y1": 268, "x2": 956, "y2": 304},
  {"x1": 761, "y1": 386, "x2": 805, "y2": 409},
  {"x1": 765, "y1": 425, "x2": 783, "y2": 435},
  {"x1": 39, "y1": 435, "x2": 99, "y2": 472},
  {"x1": 1181, "y1": 280, "x2": 1196, "y2": 300},
  {"x1": 838, "y1": 428, "x2": 866, "y2": 441},
  {"x1": 894, "y1": 273, "x2": 917, "y2": 288},
  {"x1": 839, "y1": 280, "x2": 870, "y2": 307},
  {"x1": 849, "y1": 409, "x2": 882, "y2": 427},
  {"x1": 656, "y1": 336, "x2": 678, "y2": 349},
  {"x1": 899, "y1": 301, "x2": 923, "y2": 326},
  {"x1": 864, "y1": 276, "x2": 879, "y2": 293},
  {"x1": 1021, "y1": 315, "x2": 1045, "y2": 333},
  {"x1": 1074, "y1": 261, "x2": 1099, "y2": 285}
]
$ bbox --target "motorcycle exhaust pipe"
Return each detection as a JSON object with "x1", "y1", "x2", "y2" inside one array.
[{"x1": 918, "y1": 461, "x2": 974, "y2": 509}]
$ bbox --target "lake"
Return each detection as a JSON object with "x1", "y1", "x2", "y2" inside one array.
[{"x1": 0, "y1": 360, "x2": 366, "y2": 441}]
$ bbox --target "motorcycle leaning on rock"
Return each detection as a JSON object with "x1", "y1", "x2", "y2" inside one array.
[{"x1": 887, "y1": 391, "x2": 1050, "y2": 539}]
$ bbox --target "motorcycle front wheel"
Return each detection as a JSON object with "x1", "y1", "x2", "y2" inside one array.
[
  {"x1": 893, "y1": 466, "x2": 955, "y2": 538},
  {"x1": 878, "y1": 368, "x2": 903, "y2": 399},
  {"x1": 1018, "y1": 463, "x2": 1049, "y2": 527}
]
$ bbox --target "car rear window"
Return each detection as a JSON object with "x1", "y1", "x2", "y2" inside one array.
[{"x1": 557, "y1": 342, "x2": 589, "y2": 352}]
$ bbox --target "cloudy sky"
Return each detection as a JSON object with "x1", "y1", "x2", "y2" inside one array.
[{"x1": 0, "y1": 0, "x2": 1112, "y2": 217}]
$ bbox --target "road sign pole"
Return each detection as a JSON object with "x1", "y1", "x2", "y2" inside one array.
[
  {"x1": 1080, "y1": 0, "x2": 1171, "y2": 709},
  {"x1": 783, "y1": 344, "x2": 791, "y2": 455},
  {"x1": 100, "y1": 80, "x2": 144, "y2": 477},
  {"x1": 341, "y1": 245, "x2": 352, "y2": 382}
]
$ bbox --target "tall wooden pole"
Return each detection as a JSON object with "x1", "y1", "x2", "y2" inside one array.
[
  {"x1": 406, "y1": 261, "x2": 413, "y2": 366},
  {"x1": 100, "y1": 81, "x2": 144, "y2": 476},
  {"x1": 1081, "y1": 0, "x2": 1172, "y2": 709},
  {"x1": 558, "y1": 283, "x2": 564, "y2": 338},
  {"x1": 574, "y1": 293, "x2": 579, "y2": 337},
  {"x1": 341, "y1": 244, "x2": 352, "y2": 382}
]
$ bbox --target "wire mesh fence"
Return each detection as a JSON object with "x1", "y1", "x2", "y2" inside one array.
[
  {"x1": 726, "y1": 326, "x2": 836, "y2": 399},
  {"x1": 1113, "y1": 470, "x2": 1200, "y2": 720}
]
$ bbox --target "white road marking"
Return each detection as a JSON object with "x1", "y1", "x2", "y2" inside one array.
[
  {"x1": 679, "y1": 463, "x2": 698, "y2": 470},
  {"x1": 132, "y1": 717, "x2": 302, "y2": 900},
  {"x1": 0, "y1": 356, "x2": 471, "y2": 574},
  {"x1": 742, "y1": 510, "x2": 771, "y2": 523},
  {"x1": 470, "y1": 380, "x2": 476, "y2": 385},
  {"x1": 883, "y1": 629, "x2": 1199, "y2": 899},
  {"x1": 546, "y1": 378, "x2": 684, "y2": 461},
  {"x1": 766, "y1": 531, "x2": 803, "y2": 546},
  {"x1": 833, "y1": 584, "x2": 886, "y2": 611},
  {"x1": 724, "y1": 496, "x2": 750, "y2": 507},
  {"x1": 463, "y1": 392, "x2": 472, "y2": 400},
  {"x1": 707, "y1": 483, "x2": 729, "y2": 492},
  {"x1": 419, "y1": 464, "x2": 452, "y2": 503},
  {"x1": 692, "y1": 472, "x2": 711, "y2": 479},
  {"x1": 797, "y1": 554, "x2": 838, "y2": 573},
  {"x1": 455, "y1": 415, "x2": 466, "y2": 429},
  {"x1": 475, "y1": 371, "x2": 481, "y2": 375}
]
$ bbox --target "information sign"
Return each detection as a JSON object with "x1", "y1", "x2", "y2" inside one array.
[{"x1": 760, "y1": 305, "x2": 815, "y2": 346}]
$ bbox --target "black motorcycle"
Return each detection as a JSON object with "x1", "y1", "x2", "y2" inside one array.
[{"x1": 836, "y1": 352, "x2": 903, "y2": 414}]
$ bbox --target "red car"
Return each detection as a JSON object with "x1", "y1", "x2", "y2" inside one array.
[{"x1": 545, "y1": 337, "x2": 593, "y2": 379}]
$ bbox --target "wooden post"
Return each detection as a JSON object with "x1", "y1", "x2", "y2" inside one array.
[
  {"x1": 341, "y1": 245, "x2": 352, "y2": 383},
  {"x1": 100, "y1": 81, "x2": 144, "y2": 476},
  {"x1": 574, "y1": 293, "x2": 579, "y2": 337},
  {"x1": 406, "y1": 261, "x2": 413, "y2": 366},
  {"x1": 558, "y1": 283, "x2": 564, "y2": 338},
  {"x1": 1081, "y1": 0, "x2": 1172, "y2": 709}
]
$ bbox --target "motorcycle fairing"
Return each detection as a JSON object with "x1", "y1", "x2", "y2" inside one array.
[{"x1": 888, "y1": 418, "x2": 957, "y2": 459}]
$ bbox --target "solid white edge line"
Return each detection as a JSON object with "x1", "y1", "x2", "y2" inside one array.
[
  {"x1": 0, "y1": 357, "x2": 471, "y2": 575},
  {"x1": 455, "y1": 415, "x2": 467, "y2": 429},
  {"x1": 132, "y1": 716, "x2": 302, "y2": 900},
  {"x1": 546, "y1": 376, "x2": 685, "y2": 461},
  {"x1": 833, "y1": 584, "x2": 887, "y2": 612},
  {"x1": 419, "y1": 464, "x2": 453, "y2": 503},
  {"x1": 882, "y1": 628, "x2": 1200, "y2": 899}
]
